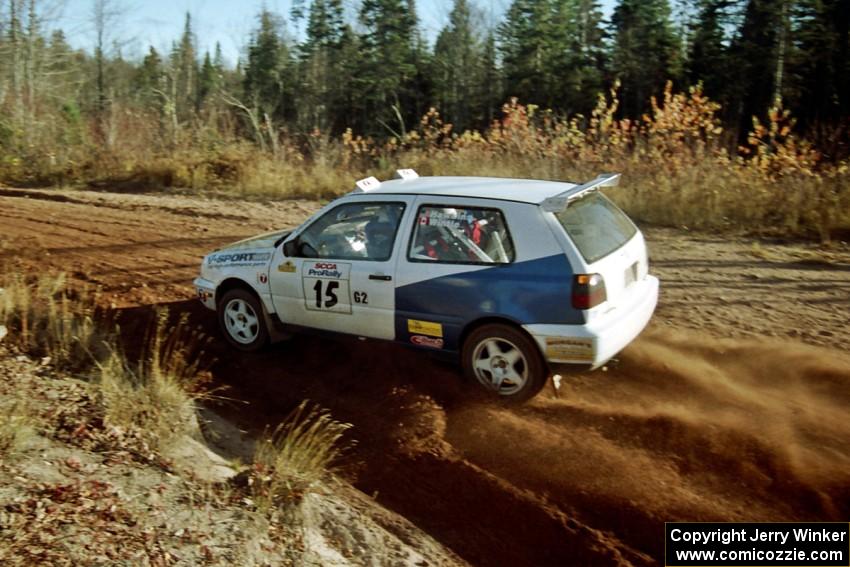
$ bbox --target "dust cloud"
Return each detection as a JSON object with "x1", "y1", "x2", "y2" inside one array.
[{"x1": 442, "y1": 329, "x2": 850, "y2": 556}]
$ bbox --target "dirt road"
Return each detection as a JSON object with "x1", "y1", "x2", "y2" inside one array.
[{"x1": 3, "y1": 186, "x2": 849, "y2": 566}]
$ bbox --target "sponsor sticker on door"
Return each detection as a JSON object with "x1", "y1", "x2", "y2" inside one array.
[
  {"x1": 302, "y1": 261, "x2": 352, "y2": 314},
  {"x1": 305, "y1": 261, "x2": 348, "y2": 279},
  {"x1": 410, "y1": 335, "x2": 444, "y2": 349},
  {"x1": 278, "y1": 261, "x2": 296, "y2": 273},
  {"x1": 407, "y1": 319, "x2": 443, "y2": 338}
]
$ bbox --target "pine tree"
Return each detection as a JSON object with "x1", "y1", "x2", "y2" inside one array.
[
  {"x1": 134, "y1": 46, "x2": 163, "y2": 107},
  {"x1": 610, "y1": 0, "x2": 681, "y2": 117},
  {"x1": 433, "y1": 0, "x2": 484, "y2": 131},
  {"x1": 175, "y1": 12, "x2": 197, "y2": 119},
  {"x1": 213, "y1": 42, "x2": 225, "y2": 73},
  {"x1": 727, "y1": 0, "x2": 787, "y2": 139},
  {"x1": 499, "y1": 0, "x2": 607, "y2": 115},
  {"x1": 243, "y1": 10, "x2": 295, "y2": 124},
  {"x1": 298, "y1": 0, "x2": 345, "y2": 132},
  {"x1": 551, "y1": 0, "x2": 607, "y2": 115},
  {"x1": 499, "y1": 0, "x2": 553, "y2": 107},
  {"x1": 479, "y1": 31, "x2": 502, "y2": 124},
  {"x1": 332, "y1": 25, "x2": 361, "y2": 132},
  {"x1": 787, "y1": 0, "x2": 850, "y2": 144},
  {"x1": 197, "y1": 51, "x2": 218, "y2": 109},
  {"x1": 303, "y1": 0, "x2": 344, "y2": 54},
  {"x1": 687, "y1": 0, "x2": 731, "y2": 102},
  {"x1": 356, "y1": 0, "x2": 419, "y2": 136}
]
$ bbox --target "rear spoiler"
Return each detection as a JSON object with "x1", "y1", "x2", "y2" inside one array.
[{"x1": 540, "y1": 173, "x2": 621, "y2": 213}]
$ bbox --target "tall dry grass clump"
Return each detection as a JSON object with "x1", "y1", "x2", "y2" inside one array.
[
  {"x1": 0, "y1": 273, "x2": 101, "y2": 370},
  {"x1": 252, "y1": 401, "x2": 352, "y2": 511},
  {"x1": 0, "y1": 273, "x2": 212, "y2": 454},
  {"x1": 96, "y1": 310, "x2": 212, "y2": 452}
]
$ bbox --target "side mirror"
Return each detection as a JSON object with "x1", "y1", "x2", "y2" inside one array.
[{"x1": 283, "y1": 237, "x2": 318, "y2": 258}]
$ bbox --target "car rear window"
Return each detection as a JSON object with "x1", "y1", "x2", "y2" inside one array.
[{"x1": 555, "y1": 192, "x2": 637, "y2": 263}]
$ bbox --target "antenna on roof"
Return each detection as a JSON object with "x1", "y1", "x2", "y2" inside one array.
[
  {"x1": 394, "y1": 169, "x2": 419, "y2": 180},
  {"x1": 354, "y1": 176, "x2": 381, "y2": 192}
]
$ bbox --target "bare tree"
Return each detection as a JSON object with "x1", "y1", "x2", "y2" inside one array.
[{"x1": 90, "y1": 0, "x2": 125, "y2": 146}]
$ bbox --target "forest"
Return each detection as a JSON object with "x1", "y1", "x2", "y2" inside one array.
[{"x1": 0, "y1": 0, "x2": 848, "y2": 237}]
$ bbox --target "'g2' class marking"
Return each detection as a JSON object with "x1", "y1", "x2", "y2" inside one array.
[{"x1": 353, "y1": 291, "x2": 368, "y2": 305}]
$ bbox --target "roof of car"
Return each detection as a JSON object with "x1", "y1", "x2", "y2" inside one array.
[{"x1": 350, "y1": 176, "x2": 578, "y2": 205}]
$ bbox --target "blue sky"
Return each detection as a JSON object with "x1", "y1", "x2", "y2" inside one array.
[{"x1": 46, "y1": 0, "x2": 616, "y2": 67}]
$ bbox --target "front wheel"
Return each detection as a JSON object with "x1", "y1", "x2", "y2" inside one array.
[
  {"x1": 217, "y1": 288, "x2": 269, "y2": 352},
  {"x1": 462, "y1": 324, "x2": 548, "y2": 403}
]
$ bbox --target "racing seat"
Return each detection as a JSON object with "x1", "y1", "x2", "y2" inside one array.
[{"x1": 365, "y1": 220, "x2": 396, "y2": 260}]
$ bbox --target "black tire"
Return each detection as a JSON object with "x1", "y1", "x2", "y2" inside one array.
[
  {"x1": 217, "y1": 288, "x2": 269, "y2": 352},
  {"x1": 462, "y1": 323, "x2": 548, "y2": 403}
]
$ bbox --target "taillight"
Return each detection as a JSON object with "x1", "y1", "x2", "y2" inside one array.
[{"x1": 572, "y1": 273, "x2": 607, "y2": 309}]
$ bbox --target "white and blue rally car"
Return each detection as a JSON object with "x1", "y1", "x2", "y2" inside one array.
[{"x1": 194, "y1": 170, "x2": 659, "y2": 401}]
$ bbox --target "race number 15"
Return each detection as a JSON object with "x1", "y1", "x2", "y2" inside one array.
[{"x1": 313, "y1": 280, "x2": 339, "y2": 309}]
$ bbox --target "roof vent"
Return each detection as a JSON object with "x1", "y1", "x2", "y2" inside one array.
[
  {"x1": 394, "y1": 169, "x2": 419, "y2": 180},
  {"x1": 354, "y1": 176, "x2": 381, "y2": 192}
]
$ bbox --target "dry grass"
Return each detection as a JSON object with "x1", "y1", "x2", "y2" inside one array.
[
  {"x1": 748, "y1": 242, "x2": 773, "y2": 260},
  {"x1": 0, "y1": 273, "x2": 102, "y2": 370},
  {"x1": 0, "y1": 274, "x2": 350, "y2": 501},
  {"x1": 96, "y1": 310, "x2": 212, "y2": 452},
  {"x1": 251, "y1": 401, "x2": 352, "y2": 512},
  {"x1": 0, "y1": 272, "x2": 211, "y2": 455}
]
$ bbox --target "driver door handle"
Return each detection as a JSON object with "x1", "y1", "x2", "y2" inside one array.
[{"x1": 369, "y1": 274, "x2": 392, "y2": 281}]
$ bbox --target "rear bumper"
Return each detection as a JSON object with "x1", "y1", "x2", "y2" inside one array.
[
  {"x1": 524, "y1": 275, "x2": 659, "y2": 368},
  {"x1": 193, "y1": 277, "x2": 216, "y2": 310}
]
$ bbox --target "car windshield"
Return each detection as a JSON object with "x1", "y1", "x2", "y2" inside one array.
[{"x1": 555, "y1": 192, "x2": 637, "y2": 263}]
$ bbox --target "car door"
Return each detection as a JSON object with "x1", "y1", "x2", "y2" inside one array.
[
  {"x1": 269, "y1": 196, "x2": 414, "y2": 340},
  {"x1": 394, "y1": 196, "x2": 522, "y2": 351}
]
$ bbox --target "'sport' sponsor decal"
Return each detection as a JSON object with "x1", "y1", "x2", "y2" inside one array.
[
  {"x1": 410, "y1": 335, "x2": 444, "y2": 349},
  {"x1": 208, "y1": 251, "x2": 271, "y2": 266},
  {"x1": 407, "y1": 319, "x2": 443, "y2": 338}
]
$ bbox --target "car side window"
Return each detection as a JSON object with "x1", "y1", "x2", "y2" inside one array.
[
  {"x1": 408, "y1": 205, "x2": 515, "y2": 264},
  {"x1": 296, "y1": 202, "x2": 405, "y2": 261}
]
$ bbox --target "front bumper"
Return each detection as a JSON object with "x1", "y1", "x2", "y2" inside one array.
[
  {"x1": 193, "y1": 277, "x2": 216, "y2": 310},
  {"x1": 524, "y1": 275, "x2": 659, "y2": 368}
]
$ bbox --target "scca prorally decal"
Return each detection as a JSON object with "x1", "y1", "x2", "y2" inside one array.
[
  {"x1": 410, "y1": 335, "x2": 444, "y2": 349},
  {"x1": 208, "y1": 252, "x2": 272, "y2": 266},
  {"x1": 306, "y1": 262, "x2": 343, "y2": 279}
]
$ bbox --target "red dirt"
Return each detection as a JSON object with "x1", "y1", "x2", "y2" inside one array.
[{"x1": 2, "y1": 186, "x2": 849, "y2": 566}]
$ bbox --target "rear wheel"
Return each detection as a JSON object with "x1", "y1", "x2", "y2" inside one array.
[
  {"x1": 218, "y1": 288, "x2": 269, "y2": 352},
  {"x1": 462, "y1": 324, "x2": 548, "y2": 402}
]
